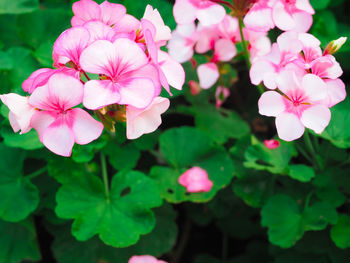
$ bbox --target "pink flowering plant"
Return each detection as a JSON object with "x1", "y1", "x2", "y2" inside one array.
[{"x1": 0, "y1": 0, "x2": 350, "y2": 262}]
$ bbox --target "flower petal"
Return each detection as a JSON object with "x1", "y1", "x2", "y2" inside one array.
[
  {"x1": 301, "y1": 74, "x2": 327, "y2": 102},
  {"x1": 83, "y1": 80, "x2": 121, "y2": 110},
  {"x1": 70, "y1": 108, "x2": 104, "y2": 145},
  {"x1": 300, "y1": 105, "x2": 331, "y2": 134},
  {"x1": 214, "y1": 38, "x2": 236, "y2": 62},
  {"x1": 292, "y1": 11, "x2": 313, "y2": 33},
  {"x1": 196, "y1": 4, "x2": 226, "y2": 26},
  {"x1": 71, "y1": 0, "x2": 101, "y2": 26},
  {"x1": 272, "y1": 2, "x2": 295, "y2": 31},
  {"x1": 173, "y1": 0, "x2": 197, "y2": 25},
  {"x1": 126, "y1": 97, "x2": 169, "y2": 139},
  {"x1": 197, "y1": 63, "x2": 219, "y2": 90},
  {"x1": 30, "y1": 111, "x2": 57, "y2": 141},
  {"x1": 258, "y1": 91, "x2": 286, "y2": 117},
  {"x1": 99, "y1": 1, "x2": 126, "y2": 26},
  {"x1": 243, "y1": 4, "x2": 274, "y2": 32},
  {"x1": 42, "y1": 117, "x2": 75, "y2": 157},
  {"x1": 118, "y1": 77, "x2": 156, "y2": 109},
  {"x1": 276, "y1": 112, "x2": 305, "y2": 141},
  {"x1": 158, "y1": 50, "x2": 185, "y2": 91},
  {"x1": 323, "y1": 79, "x2": 346, "y2": 107},
  {"x1": 48, "y1": 73, "x2": 84, "y2": 110},
  {"x1": 250, "y1": 60, "x2": 277, "y2": 88}
]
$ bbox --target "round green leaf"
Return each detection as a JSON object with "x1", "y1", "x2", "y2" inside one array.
[
  {"x1": 0, "y1": 143, "x2": 39, "y2": 222},
  {"x1": 303, "y1": 202, "x2": 338, "y2": 231},
  {"x1": 150, "y1": 149, "x2": 234, "y2": 203},
  {"x1": 288, "y1": 165, "x2": 315, "y2": 182},
  {"x1": 0, "y1": 219, "x2": 40, "y2": 263},
  {"x1": 261, "y1": 194, "x2": 304, "y2": 248},
  {"x1": 1, "y1": 126, "x2": 43, "y2": 150},
  {"x1": 55, "y1": 170, "x2": 162, "y2": 247},
  {"x1": 331, "y1": 215, "x2": 350, "y2": 249},
  {"x1": 159, "y1": 126, "x2": 214, "y2": 168}
]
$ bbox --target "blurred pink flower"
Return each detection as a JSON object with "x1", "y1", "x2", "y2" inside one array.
[
  {"x1": 264, "y1": 139, "x2": 280, "y2": 149},
  {"x1": 129, "y1": 255, "x2": 167, "y2": 263},
  {"x1": 179, "y1": 167, "x2": 213, "y2": 193}
]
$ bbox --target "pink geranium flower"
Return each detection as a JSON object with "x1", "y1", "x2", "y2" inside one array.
[
  {"x1": 258, "y1": 72, "x2": 331, "y2": 141},
  {"x1": 126, "y1": 97, "x2": 170, "y2": 139},
  {"x1": 215, "y1": 86, "x2": 230, "y2": 108},
  {"x1": 173, "y1": 0, "x2": 226, "y2": 26},
  {"x1": 71, "y1": 0, "x2": 126, "y2": 27},
  {"x1": 79, "y1": 38, "x2": 159, "y2": 110},
  {"x1": 0, "y1": 94, "x2": 36, "y2": 134},
  {"x1": 129, "y1": 255, "x2": 167, "y2": 263},
  {"x1": 28, "y1": 73, "x2": 103, "y2": 157},
  {"x1": 178, "y1": 167, "x2": 213, "y2": 193}
]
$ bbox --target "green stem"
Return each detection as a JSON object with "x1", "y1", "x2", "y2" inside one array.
[
  {"x1": 295, "y1": 144, "x2": 314, "y2": 166},
  {"x1": 100, "y1": 153, "x2": 110, "y2": 202},
  {"x1": 304, "y1": 191, "x2": 314, "y2": 209},
  {"x1": 238, "y1": 18, "x2": 264, "y2": 94},
  {"x1": 27, "y1": 167, "x2": 48, "y2": 180},
  {"x1": 171, "y1": 218, "x2": 192, "y2": 263},
  {"x1": 304, "y1": 131, "x2": 322, "y2": 170}
]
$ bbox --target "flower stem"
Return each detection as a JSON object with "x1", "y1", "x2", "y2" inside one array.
[
  {"x1": 303, "y1": 131, "x2": 322, "y2": 170},
  {"x1": 100, "y1": 153, "x2": 110, "y2": 202},
  {"x1": 238, "y1": 18, "x2": 264, "y2": 94},
  {"x1": 27, "y1": 167, "x2": 48, "y2": 180}
]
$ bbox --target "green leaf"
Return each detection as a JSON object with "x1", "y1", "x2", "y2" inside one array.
[
  {"x1": 331, "y1": 215, "x2": 350, "y2": 249},
  {"x1": 1, "y1": 126, "x2": 43, "y2": 150},
  {"x1": 0, "y1": 219, "x2": 41, "y2": 263},
  {"x1": 150, "y1": 149, "x2": 234, "y2": 203},
  {"x1": 244, "y1": 138, "x2": 296, "y2": 174},
  {"x1": 0, "y1": 143, "x2": 39, "y2": 222},
  {"x1": 191, "y1": 105, "x2": 250, "y2": 144},
  {"x1": 159, "y1": 126, "x2": 214, "y2": 168},
  {"x1": 0, "y1": 0, "x2": 39, "y2": 14},
  {"x1": 310, "y1": 0, "x2": 330, "y2": 9},
  {"x1": 104, "y1": 142, "x2": 140, "y2": 171},
  {"x1": 51, "y1": 203, "x2": 177, "y2": 263},
  {"x1": 304, "y1": 202, "x2": 338, "y2": 231},
  {"x1": 16, "y1": 9, "x2": 71, "y2": 49},
  {"x1": 55, "y1": 170, "x2": 162, "y2": 247},
  {"x1": 72, "y1": 138, "x2": 106, "y2": 163},
  {"x1": 0, "y1": 50, "x2": 14, "y2": 70},
  {"x1": 261, "y1": 194, "x2": 304, "y2": 248},
  {"x1": 7, "y1": 47, "x2": 39, "y2": 91},
  {"x1": 133, "y1": 131, "x2": 159, "y2": 151},
  {"x1": 319, "y1": 99, "x2": 350, "y2": 148},
  {"x1": 287, "y1": 165, "x2": 315, "y2": 182}
]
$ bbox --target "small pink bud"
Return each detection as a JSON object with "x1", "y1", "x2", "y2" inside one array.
[
  {"x1": 324, "y1": 37, "x2": 347, "y2": 55},
  {"x1": 178, "y1": 167, "x2": 213, "y2": 193},
  {"x1": 215, "y1": 86, "x2": 230, "y2": 108},
  {"x1": 264, "y1": 139, "x2": 280, "y2": 149},
  {"x1": 188, "y1": 80, "x2": 201, "y2": 95},
  {"x1": 128, "y1": 255, "x2": 167, "y2": 263}
]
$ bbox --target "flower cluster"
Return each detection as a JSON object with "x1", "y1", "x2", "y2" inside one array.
[
  {"x1": 0, "y1": 0, "x2": 184, "y2": 156},
  {"x1": 254, "y1": 32, "x2": 346, "y2": 141},
  {"x1": 168, "y1": 0, "x2": 271, "y2": 106}
]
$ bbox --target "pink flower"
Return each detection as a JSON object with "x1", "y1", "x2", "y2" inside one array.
[
  {"x1": 188, "y1": 80, "x2": 201, "y2": 95},
  {"x1": 258, "y1": 72, "x2": 331, "y2": 141},
  {"x1": 142, "y1": 19, "x2": 185, "y2": 94},
  {"x1": 28, "y1": 73, "x2": 103, "y2": 157},
  {"x1": 53, "y1": 26, "x2": 90, "y2": 70},
  {"x1": 22, "y1": 67, "x2": 78, "y2": 94},
  {"x1": 0, "y1": 94, "x2": 36, "y2": 134},
  {"x1": 126, "y1": 97, "x2": 170, "y2": 139},
  {"x1": 173, "y1": 0, "x2": 226, "y2": 26},
  {"x1": 71, "y1": 0, "x2": 126, "y2": 27},
  {"x1": 215, "y1": 86, "x2": 230, "y2": 108},
  {"x1": 167, "y1": 23, "x2": 198, "y2": 63},
  {"x1": 79, "y1": 39, "x2": 159, "y2": 110},
  {"x1": 264, "y1": 139, "x2": 280, "y2": 149},
  {"x1": 142, "y1": 5, "x2": 172, "y2": 47},
  {"x1": 178, "y1": 167, "x2": 213, "y2": 193},
  {"x1": 244, "y1": 0, "x2": 314, "y2": 33},
  {"x1": 82, "y1": 21, "x2": 118, "y2": 44},
  {"x1": 128, "y1": 255, "x2": 167, "y2": 263}
]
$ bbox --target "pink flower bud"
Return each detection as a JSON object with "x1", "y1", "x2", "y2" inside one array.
[
  {"x1": 178, "y1": 167, "x2": 213, "y2": 193},
  {"x1": 264, "y1": 139, "x2": 280, "y2": 149},
  {"x1": 188, "y1": 80, "x2": 201, "y2": 95},
  {"x1": 215, "y1": 86, "x2": 230, "y2": 108},
  {"x1": 324, "y1": 37, "x2": 347, "y2": 55}
]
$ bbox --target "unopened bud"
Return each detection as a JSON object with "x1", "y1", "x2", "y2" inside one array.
[
  {"x1": 189, "y1": 80, "x2": 201, "y2": 96},
  {"x1": 264, "y1": 139, "x2": 280, "y2": 149},
  {"x1": 324, "y1": 37, "x2": 347, "y2": 55}
]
